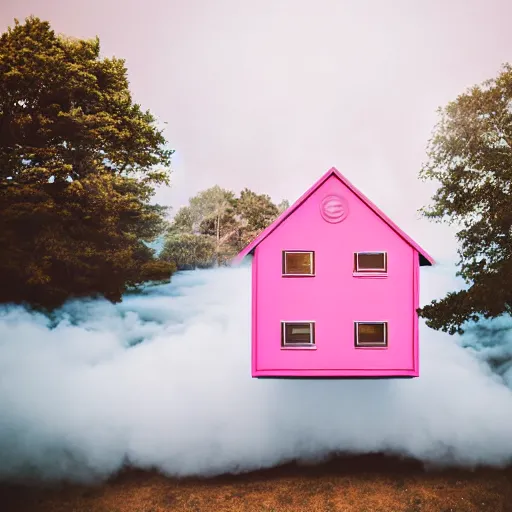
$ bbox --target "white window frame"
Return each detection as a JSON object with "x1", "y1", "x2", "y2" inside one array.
[
  {"x1": 282, "y1": 251, "x2": 315, "y2": 276},
  {"x1": 354, "y1": 251, "x2": 388, "y2": 276},
  {"x1": 281, "y1": 321, "x2": 316, "y2": 349},
  {"x1": 354, "y1": 321, "x2": 388, "y2": 348}
]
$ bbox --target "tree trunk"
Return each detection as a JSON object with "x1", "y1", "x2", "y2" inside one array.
[{"x1": 215, "y1": 214, "x2": 221, "y2": 267}]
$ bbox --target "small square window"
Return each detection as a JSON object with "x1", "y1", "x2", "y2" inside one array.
[
  {"x1": 281, "y1": 322, "x2": 315, "y2": 347},
  {"x1": 355, "y1": 322, "x2": 388, "y2": 347},
  {"x1": 354, "y1": 252, "x2": 387, "y2": 272},
  {"x1": 282, "y1": 251, "x2": 314, "y2": 276}
]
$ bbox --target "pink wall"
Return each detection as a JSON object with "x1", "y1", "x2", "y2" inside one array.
[{"x1": 253, "y1": 174, "x2": 417, "y2": 377}]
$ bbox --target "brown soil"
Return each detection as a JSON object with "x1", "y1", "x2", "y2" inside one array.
[{"x1": 0, "y1": 454, "x2": 511, "y2": 512}]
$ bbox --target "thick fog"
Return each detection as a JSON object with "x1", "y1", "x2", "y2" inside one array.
[{"x1": 0, "y1": 262, "x2": 511, "y2": 484}]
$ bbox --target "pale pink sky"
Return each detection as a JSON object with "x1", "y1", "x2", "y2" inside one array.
[{"x1": 2, "y1": 0, "x2": 511, "y2": 261}]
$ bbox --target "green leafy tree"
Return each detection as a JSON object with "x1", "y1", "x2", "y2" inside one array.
[
  {"x1": 160, "y1": 233, "x2": 216, "y2": 270},
  {"x1": 418, "y1": 63, "x2": 512, "y2": 334},
  {"x1": 231, "y1": 188, "x2": 281, "y2": 250},
  {"x1": 0, "y1": 17, "x2": 175, "y2": 309},
  {"x1": 198, "y1": 212, "x2": 242, "y2": 263},
  {"x1": 186, "y1": 185, "x2": 236, "y2": 264},
  {"x1": 168, "y1": 206, "x2": 194, "y2": 234},
  {"x1": 164, "y1": 186, "x2": 288, "y2": 268},
  {"x1": 236, "y1": 188, "x2": 280, "y2": 230}
]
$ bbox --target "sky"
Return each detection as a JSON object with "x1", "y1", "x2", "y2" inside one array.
[{"x1": 2, "y1": 0, "x2": 512, "y2": 262}]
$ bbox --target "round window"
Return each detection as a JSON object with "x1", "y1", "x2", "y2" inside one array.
[{"x1": 320, "y1": 194, "x2": 349, "y2": 223}]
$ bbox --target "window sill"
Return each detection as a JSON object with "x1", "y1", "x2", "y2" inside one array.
[
  {"x1": 353, "y1": 272, "x2": 388, "y2": 278},
  {"x1": 282, "y1": 274, "x2": 316, "y2": 277},
  {"x1": 281, "y1": 346, "x2": 317, "y2": 350}
]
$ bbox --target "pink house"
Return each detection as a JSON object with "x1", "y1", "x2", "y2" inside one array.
[{"x1": 232, "y1": 167, "x2": 435, "y2": 379}]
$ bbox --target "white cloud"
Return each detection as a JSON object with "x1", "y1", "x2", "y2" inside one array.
[{"x1": 0, "y1": 264, "x2": 511, "y2": 484}]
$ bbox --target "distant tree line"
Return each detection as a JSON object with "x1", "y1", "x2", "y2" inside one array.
[{"x1": 160, "y1": 186, "x2": 288, "y2": 270}]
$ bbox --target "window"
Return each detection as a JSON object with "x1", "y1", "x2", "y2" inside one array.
[
  {"x1": 354, "y1": 252, "x2": 387, "y2": 273},
  {"x1": 281, "y1": 322, "x2": 315, "y2": 348},
  {"x1": 354, "y1": 322, "x2": 388, "y2": 347},
  {"x1": 282, "y1": 251, "x2": 315, "y2": 276}
]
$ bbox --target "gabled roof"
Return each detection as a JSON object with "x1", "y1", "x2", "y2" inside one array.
[{"x1": 232, "y1": 167, "x2": 435, "y2": 266}]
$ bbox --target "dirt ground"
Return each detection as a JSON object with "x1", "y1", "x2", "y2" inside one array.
[{"x1": 1, "y1": 454, "x2": 512, "y2": 512}]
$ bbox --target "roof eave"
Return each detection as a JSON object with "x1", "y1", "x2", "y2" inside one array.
[{"x1": 419, "y1": 252, "x2": 435, "y2": 266}]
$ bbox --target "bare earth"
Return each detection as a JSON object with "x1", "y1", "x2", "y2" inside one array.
[{"x1": 1, "y1": 454, "x2": 511, "y2": 512}]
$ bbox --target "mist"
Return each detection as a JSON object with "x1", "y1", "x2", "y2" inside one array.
[{"x1": 0, "y1": 263, "x2": 512, "y2": 485}]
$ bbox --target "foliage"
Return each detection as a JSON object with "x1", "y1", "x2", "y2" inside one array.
[
  {"x1": 160, "y1": 233, "x2": 216, "y2": 270},
  {"x1": 277, "y1": 199, "x2": 290, "y2": 213},
  {"x1": 162, "y1": 186, "x2": 287, "y2": 269},
  {"x1": 230, "y1": 187, "x2": 281, "y2": 250},
  {"x1": 0, "y1": 17, "x2": 175, "y2": 309},
  {"x1": 189, "y1": 185, "x2": 236, "y2": 264},
  {"x1": 418, "y1": 63, "x2": 512, "y2": 334},
  {"x1": 167, "y1": 206, "x2": 194, "y2": 234}
]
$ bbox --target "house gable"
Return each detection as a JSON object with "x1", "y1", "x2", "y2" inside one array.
[{"x1": 232, "y1": 167, "x2": 434, "y2": 266}]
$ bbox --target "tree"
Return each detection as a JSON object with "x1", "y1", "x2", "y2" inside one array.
[
  {"x1": 197, "y1": 212, "x2": 240, "y2": 262},
  {"x1": 185, "y1": 186, "x2": 236, "y2": 264},
  {"x1": 277, "y1": 199, "x2": 290, "y2": 213},
  {"x1": 230, "y1": 188, "x2": 281, "y2": 250},
  {"x1": 164, "y1": 187, "x2": 237, "y2": 266},
  {"x1": 164, "y1": 187, "x2": 288, "y2": 268},
  {"x1": 168, "y1": 206, "x2": 194, "y2": 234},
  {"x1": 236, "y1": 188, "x2": 280, "y2": 230},
  {"x1": 0, "y1": 17, "x2": 175, "y2": 309},
  {"x1": 160, "y1": 233, "x2": 216, "y2": 270},
  {"x1": 417, "y1": 63, "x2": 512, "y2": 334}
]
